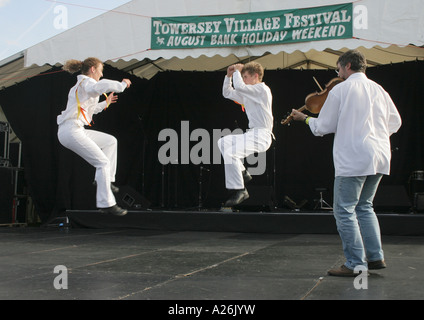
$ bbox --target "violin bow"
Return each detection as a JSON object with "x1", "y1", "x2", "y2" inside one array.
[{"x1": 313, "y1": 77, "x2": 323, "y2": 91}]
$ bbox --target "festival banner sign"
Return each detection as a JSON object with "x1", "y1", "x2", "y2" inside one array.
[{"x1": 151, "y1": 3, "x2": 352, "y2": 49}]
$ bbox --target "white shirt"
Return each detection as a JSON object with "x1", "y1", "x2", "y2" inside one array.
[
  {"x1": 57, "y1": 75, "x2": 127, "y2": 126},
  {"x1": 309, "y1": 72, "x2": 402, "y2": 177},
  {"x1": 222, "y1": 70, "x2": 273, "y2": 132}
]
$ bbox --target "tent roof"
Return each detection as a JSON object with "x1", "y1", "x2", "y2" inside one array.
[
  {"x1": 0, "y1": 52, "x2": 53, "y2": 89},
  {"x1": 108, "y1": 45, "x2": 424, "y2": 79},
  {"x1": 1, "y1": 0, "x2": 423, "y2": 88}
]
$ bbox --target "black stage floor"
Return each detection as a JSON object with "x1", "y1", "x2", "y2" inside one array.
[
  {"x1": 0, "y1": 209, "x2": 423, "y2": 302},
  {"x1": 64, "y1": 209, "x2": 424, "y2": 236}
]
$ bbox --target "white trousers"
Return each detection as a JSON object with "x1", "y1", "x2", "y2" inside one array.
[
  {"x1": 218, "y1": 128, "x2": 272, "y2": 190},
  {"x1": 58, "y1": 121, "x2": 117, "y2": 208}
]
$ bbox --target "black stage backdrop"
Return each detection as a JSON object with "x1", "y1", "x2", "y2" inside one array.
[{"x1": 0, "y1": 61, "x2": 423, "y2": 222}]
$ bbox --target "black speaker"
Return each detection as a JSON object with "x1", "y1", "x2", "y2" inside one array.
[
  {"x1": 413, "y1": 193, "x2": 424, "y2": 213},
  {"x1": 0, "y1": 168, "x2": 13, "y2": 223},
  {"x1": 408, "y1": 171, "x2": 424, "y2": 198},
  {"x1": 374, "y1": 185, "x2": 411, "y2": 213},
  {"x1": 235, "y1": 186, "x2": 274, "y2": 211},
  {"x1": 116, "y1": 185, "x2": 151, "y2": 210}
]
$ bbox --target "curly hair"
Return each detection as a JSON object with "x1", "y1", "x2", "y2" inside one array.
[{"x1": 63, "y1": 57, "x2": 103, "y2": 74}]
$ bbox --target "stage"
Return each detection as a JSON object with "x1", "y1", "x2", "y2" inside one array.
[
  {"x1": 59, "y1": 208, "x2": 424, "y2": 236},
  {"x1": 1, "y1": 208, "x2": 423, "y2": 301},
  {"x1": 0, "y1": 226, "x2": 423, "y2": 301}
]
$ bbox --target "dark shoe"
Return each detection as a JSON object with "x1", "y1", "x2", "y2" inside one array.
[
  {"x1": 110, "y1": 183, "x2": 119, "y2": 193},
  {"x1": 99, "y1": 205, "x2": 128, "y2": 216},
  {"x1": 224, "y1": 189, "x2": 249, "y2": 207},
  {"x1": 243, "y1": 170, "x2": 252, "y2": 184},
  {"x1": 327, "y1": 265, "x2": 357, "y2": 277},
  {"x1": 368, "y1": 260, "x2": 386, "y2": 270}
]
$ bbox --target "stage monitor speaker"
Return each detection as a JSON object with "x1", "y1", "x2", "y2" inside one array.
[
  {"x1": 235, "y1": 186, "x2": 274, "y2": 212},
  {"x1": 0, "y1": 168, "x2": 13, "y2": 223},
  {"x1": 116, "y1": 185, "x2": 151, "y2": 210},
  {"x1": 413, "y1": 193, "x2": 424, "y2": 213},
  {"x1": 374, "y1": 185, "x2": 411, "y2": 213},
  {"x1": 409, "y1": 171, "x2": 424, "y2": 197}
]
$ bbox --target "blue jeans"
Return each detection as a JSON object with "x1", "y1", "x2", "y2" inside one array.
[{"x1": 333, "y1": 174, "x2": 384, "y2": 270}]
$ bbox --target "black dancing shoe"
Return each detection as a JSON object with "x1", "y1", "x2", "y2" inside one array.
[
  {"x1": 224, "y1": 189, "x2": 249, "y2": 207},
  {"x1": 243, "y1": 170, "x2": 252, "y2": 184},
  {"x1": 99, "y1": 205, "x2": 128, "y2": 216}
]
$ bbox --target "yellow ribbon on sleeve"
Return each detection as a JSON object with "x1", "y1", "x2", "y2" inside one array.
[{"x1": 76, "y1": 79, "x2": 93, "y2": 126}]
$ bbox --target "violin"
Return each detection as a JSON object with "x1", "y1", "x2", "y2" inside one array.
[{"x1": 281, "y1": 77, "x2": 344, "y2": 125}]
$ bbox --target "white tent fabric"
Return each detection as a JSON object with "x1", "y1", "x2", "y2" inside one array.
[
  {"x1": 0, "y1": 0, "x2": 421, "y2": 87},
  {"x1": 24, "y1": 0, "x2": 424, "y2": 75}
]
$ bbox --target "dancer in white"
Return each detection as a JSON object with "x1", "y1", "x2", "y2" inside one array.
[
  {"x1": 58, "y1": 57, "x2": 131, "y2": 216},
  {"x1": 219, "y1": 62, "x2": 274, "y2": 207}
]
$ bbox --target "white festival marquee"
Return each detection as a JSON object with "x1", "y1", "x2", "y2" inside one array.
[{"x1": 0, "y1": 0, "x2": 423, "y2": 89}]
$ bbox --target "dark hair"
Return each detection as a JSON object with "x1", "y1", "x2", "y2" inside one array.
[
  {"x1": 337, "y1": 50, "x2": 367, "y2": 73},
  {"x1": 63, "y1": 57, "x2": 103, "y2": 74}
]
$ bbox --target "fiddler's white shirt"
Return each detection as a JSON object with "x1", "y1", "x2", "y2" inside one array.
[
  {"x1": 219, "y1": 70, "x2": 274, "y2": 190},
  {"x1": 57, "y1": 75, "x2": 127, "y2": 208},
  {"x1": 57, "y1": 75, "x2": 127, "y2": 126},
  {"x1": 308, "y1": 72, "x2": 402, "y2": 177}
]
